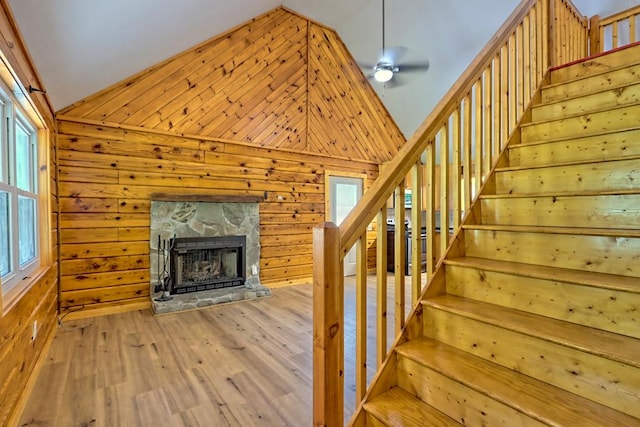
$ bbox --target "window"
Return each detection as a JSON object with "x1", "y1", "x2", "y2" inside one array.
[{"x1": 0, "y1": 85, "x2": 42, "y2": 300}]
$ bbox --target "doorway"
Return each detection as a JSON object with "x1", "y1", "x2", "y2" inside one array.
[{"x1": 326, "y1": 173, "x2": 364, "y2": 276}]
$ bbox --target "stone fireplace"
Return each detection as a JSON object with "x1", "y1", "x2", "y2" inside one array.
[{"x1": 150, "y1": 198, "x2": 271, "y2": 314}]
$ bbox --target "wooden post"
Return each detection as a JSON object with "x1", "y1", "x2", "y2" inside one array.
[
  {"x1": 425, "y1": 144, "x2": 436, "y2": 279},
  {"x1": 589, "y1": 15, "x2": 600, "y2": 55},
  {"x1": 355, "y1": 232, "x2": 368, "y2": 402},
  {"x1": 548, "y1": 0, "x2": 558, "y2": 68},
  {"x1": 313, "y1": 222, "x2": 343, "y2": 427},
  {"x1": 376, "y1": 209, "x2": 388, "y2": 367},
  {"x1": 394, "y1": 183, "x2": 406, "y2": 334},
  {"x1": 440, "y1": 126, "x2": 450, "y2": 255},
  {"x1": 411, "y1": 162, "x2": 423, "y2": 305},
  {"x1": 463, "y1": 95, "x2": 472, "y2": 211}
]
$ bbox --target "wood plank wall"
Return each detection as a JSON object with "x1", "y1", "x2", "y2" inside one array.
[
  {"x1": 59, "y1": 7, "x2": 405, "y2": 164},
  {"x1": 55, "y1": 7, "x2": 404, "y2": 315},
  {"x1": 0, "y1": 1, "x2": 58, "y2": 424},
  {"x1": 56, "y1": 120, "x2": 379, "y2": 313}
]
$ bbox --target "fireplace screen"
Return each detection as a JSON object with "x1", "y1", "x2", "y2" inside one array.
[{"x1": 170, "y1": 236, "x2": 246, "y2": 294}]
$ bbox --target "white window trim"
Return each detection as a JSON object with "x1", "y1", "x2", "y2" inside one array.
[{"x1": 0, "y1": 60, "x2": 50, "y2": 314}]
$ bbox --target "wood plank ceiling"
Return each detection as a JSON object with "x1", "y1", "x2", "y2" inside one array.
[{"x1": 59, "y1": 7, "x2": 406, "y2": 163}]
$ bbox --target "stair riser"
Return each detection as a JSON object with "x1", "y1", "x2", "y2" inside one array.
[
  {"x1": 445, "y1": 265, "x2": 640, "y2": 338},
  {"x1": 480, "y1": 195, "x2": 640, "y2": 229},
  {"x1": 522, "y1": 104, "x2": 640, "y2": 143},
  {"x1": 509, "y1": 128, "x2": 640, "y2": 167},
  {"x1": 550, "y1": 44, "x2": 640, "y2": 84},
  {"x1": 543, "y1": 63, "x2": 640, "y2": 103},
  {"x1": 464, "y1": 228, "x2": 640, "y2": 278},
  {"x1": 364, "y1": 414, "x2": 386, "y2": 427},
  {"x1": 422, "y1": 307, "x2": 640, "y2": 418},
  {"x1": 495, "y1": 158, "x2": 639, "y2": 195},
  {"x1": 363, "y1": 388, "x2": 461, "y2": 426},
  {"x1": 532, "y1": 83, "x2": 640, "y2": 122},
  {"x1": 397, "y1": 356, "x2": 546, "y2": 426}
]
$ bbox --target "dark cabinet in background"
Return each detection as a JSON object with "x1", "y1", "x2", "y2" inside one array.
[{"x1": 386, "y1": 225, "x2": 427, "y2": 275}]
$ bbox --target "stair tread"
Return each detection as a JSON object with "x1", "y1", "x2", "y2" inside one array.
[
  {"x1": 364, "y1": 387, "x2": 461, "y2": 426},
  {"x1": 480, "y1": 189, "x2": 640, "y2": 199},
  {"x1": 541, "y1": 72, "x2": 640, "y2": 102},
  {"x1": 508, "y1": 124, "x2": 640, "y2": 149},
  {"x1": 535, "y1": 80, "x2": 640, "y2": 111},
  {"x1": 495, "y1": 152, "x2": 640, "y2": 172},
  {"x1": 508, "y1": 126, "x2": 640, "y2": 149},
  {"x1": 444, "y1": 256, "x2": 640, "y2": 294},
  {"x1": 463, "y1": 223, "x2": 640, "y2": 238},
  {"x1": 396, "y1": 337, "x2": 639, "y2": 426},
  {"x1": 547, "y1": 46, "x2": 640, "y2": 87},
  {"x1": 422, "y1": 294, "x2": 640, "y2": 368},
  {"x1": 550, "y1": 43, "x2": 640, "y2": 86},
  {"x1": 521, "y1": 101, "x2": 640, "y2": 127}
]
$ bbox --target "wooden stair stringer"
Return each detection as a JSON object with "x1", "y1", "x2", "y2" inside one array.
[{"x1": 349, "y1": 296, "x2": 426, "y2": 427}]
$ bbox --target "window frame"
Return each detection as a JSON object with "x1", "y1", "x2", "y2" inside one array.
[{"x1": 0, "y1": 68, "x2": 50, "y2": 313}]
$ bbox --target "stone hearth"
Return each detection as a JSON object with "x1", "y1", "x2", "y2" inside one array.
[{"x1": 150, "y1": 201, "x2": 271, "y2": 314}]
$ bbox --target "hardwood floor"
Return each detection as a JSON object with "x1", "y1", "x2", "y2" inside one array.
[{"x1": 19, "y1": 274, "x2": 416, "y2": 426}]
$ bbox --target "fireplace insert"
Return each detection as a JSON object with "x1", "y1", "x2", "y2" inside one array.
[{"x1": 169, "y1": 235, "x2": 246, "y2": 294}]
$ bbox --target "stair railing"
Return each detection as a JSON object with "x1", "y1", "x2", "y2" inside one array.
[
  {"x1": 549, "y1": 0, "x2": 589, "y2": 66},
  {"x1": 590, "y1": 5, "x2": 640, "y2": 54},
  {"x1": 312, "y1": 0, "x2": 589, "y2": 425}
]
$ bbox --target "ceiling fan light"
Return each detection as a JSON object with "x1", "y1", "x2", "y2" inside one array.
[{"x1": 374, "y1": 65, "x2": 394, "y2": 83}]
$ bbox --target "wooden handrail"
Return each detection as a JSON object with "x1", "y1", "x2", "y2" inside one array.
[
  {"x1": 596, "y1": 5, "x2": 640, "y2": 53},
  {"x1": 598, "y1": 4, "x2": 640, "y2": 26},
  {"x1": 313, "y1": 0, "x2": 599, "y2": 425}
]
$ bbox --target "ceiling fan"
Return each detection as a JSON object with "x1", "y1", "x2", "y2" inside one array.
[{"x1": 362, "y1": 0, "x2": 429, "y2": 86}]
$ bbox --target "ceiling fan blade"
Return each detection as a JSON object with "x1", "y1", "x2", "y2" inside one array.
[
  {"x1": 396, "y1": 61, "x2": 430, "y2": 73},
  {"x1": 381, "y1": 46, "x2": 408, "y2": 64},
  {"x1": 358, "y1": 62, "x2": 375, "y2": 70}
]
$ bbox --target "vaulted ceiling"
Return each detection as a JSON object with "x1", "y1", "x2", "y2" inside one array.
[{"x1": 7, "y1": 0, "x2": 636, "y2": 137}]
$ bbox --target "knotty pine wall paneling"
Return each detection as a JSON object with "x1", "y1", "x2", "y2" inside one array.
[
  {"x1": 57, "y1": 120, "x2": 379, "y2": 313},
  {"x1": 0, "y1": 133, "x2": 58, "y2": 425},
  {"x1": 0, "y1": 1, "x2": 58, "y2": 424},
  {"x1": 59, "y1": 7, "x2": 405, "y2": 163},
  {"x1": 307, "y1": 24, "x2": 405, "y2": 163},
  {"x1": 56, "y1": 6, "x2": 405, "y2": 316}
]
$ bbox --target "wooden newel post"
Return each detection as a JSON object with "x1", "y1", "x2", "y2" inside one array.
[{"x1": 313, "y1": 222, "x2": 344, "y2": 427}]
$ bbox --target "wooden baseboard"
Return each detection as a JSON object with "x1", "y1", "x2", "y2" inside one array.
[
  {"x1": 6, "y1": 315, "x2": 58, "y2": 427},
  {"x1": 60, "y1": 300, "x2": 151, "y2": 321},
  {"x1": 262, "y1": 277, "x2": 312, "y2": 288}
]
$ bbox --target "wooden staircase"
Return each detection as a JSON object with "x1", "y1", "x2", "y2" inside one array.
[{"x1": 360, "y1": 43, "x2": 640, "y2": 426}]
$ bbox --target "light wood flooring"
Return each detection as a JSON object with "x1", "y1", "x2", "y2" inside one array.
[{"x1": 19, "y1": 274, "x2": 416, "y2": 426}]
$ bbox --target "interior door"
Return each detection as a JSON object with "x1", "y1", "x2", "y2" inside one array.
[{"x1": 328, "y1": 175, "x2": 363, "y2": 276}]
